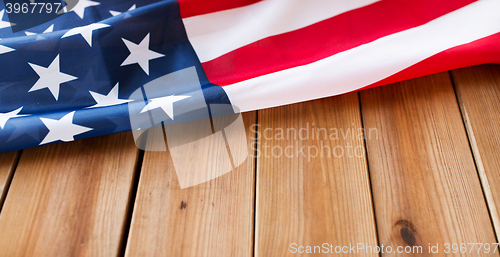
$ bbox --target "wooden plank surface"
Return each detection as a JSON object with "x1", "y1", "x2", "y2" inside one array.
[
  {"x1": 451, "y1": 64, "x2": 500, "y2": 241},
  {"x1": 255, "y1": 93, "x2": 378, "y2": 256},
  {"x1": 125, "y1": 112, "x2": 257, "y2": 257},
  {"x1": 360, "y1": 72, "x2": 497, "y2": 256},
  {"x1": 0, "y1": 132, "x2": 140, "y2": 257},
  {"x1": 0, "y1": 66, "x2": 498, "y2": 257},
  {"x1": 0, "y1": 151, "x2": 20, "y2": 209}
]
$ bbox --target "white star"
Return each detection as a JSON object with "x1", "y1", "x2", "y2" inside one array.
[
  {"x1": 0, "y1": 107, "x2": 28, "y2": 129},
  {"x1": 88, "y1": 83, "x2": 132, "y2": 108},
  {"x1": 66, "y1": 0, "x2": 100, "y2": 19},
  {"x1": 109, "y1": 10, "x2": 121, "y2": 17},
  {"x1": 26, "y1": 24, "x2": 53, "y2": 35},
  {"x1": 109, "y1": 4, "x2": 135, "y2": 17},
  {"x1": 39, "y1": 111, "x2": 93, "y2": 145},
  {"x1": 0, "y1": 10, "x2": 13, "y2": 30},
  {"x1": 28, "y1": 55, "x2": 78, "y2": 100},
  {"x1": 0, "y1": 44, "x2": 14, "y2": 55},
  {"x1": 25, "y1": 24, "x2": 54, "y2": 40},
  {"x1": 140, "y1": 94, "x2": 191, "y2": 120},
  {"x1": 62, "y1": 23, "x2": 109, "y2": 47},
  {"x1": 45, "y1": 24, "x2": 54, "y2": 33},
  {"x1": 121, "y1": 33, "x2": 165, "y2": 75}
]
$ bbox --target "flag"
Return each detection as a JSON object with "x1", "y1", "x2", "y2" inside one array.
[{"x1": 0, "y1": 0, "x2": 499, "y2": 152}]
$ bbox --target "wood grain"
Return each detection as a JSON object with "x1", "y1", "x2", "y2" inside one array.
[
  {"x1": 360, "y1": 72, "x2": 497, "y2": 256},
  {"x1": 451, "y1": 64, "x2": 500, "y2": 241},
  {"x1": 255, "y1": 93, "x2": 378, "y2": 256},
  {"x1": 125, "y1": 112, "x2": 257, "y2": 257},
  {"x1": 0, "y1": 151, "x2": 20, "y2": 209},
  {"x1": 0, "y1": 132, "x2": 140, "y2": 257}
]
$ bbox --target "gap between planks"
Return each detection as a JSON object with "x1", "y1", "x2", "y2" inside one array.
[
  {"x1": 360, "y1": 72, "x2": 497, "y2": 256},
  {"x1": 0, "y1": 150, "x2": 21, "y2": 212},
  {"x1": 450, "y1": 64, "x2": 500, "y2": 244},
  {"x1": 254, "y1": 93, "x2": 379, "y2": 257},
  {"x1": 0, "y1": 132, "x2": 141, "y2": 257},
  {"x1": 124, "y1": 112, "x2": 257, "y2": 257}
]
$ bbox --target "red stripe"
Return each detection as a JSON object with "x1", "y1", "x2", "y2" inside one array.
[
  {"x1": 179, "y1": 0, "x2": 261, "y2": 18},
  {"x1": 356, "y1": 32, "x2": 500, "y2": 91},
  {"x1": 201, "y1": 0, "x2": 477, "y2": 86}
]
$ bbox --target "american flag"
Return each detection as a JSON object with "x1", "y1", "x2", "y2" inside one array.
[{"x1": 0, "y1": 0, "x2": 499, "y2": 152}]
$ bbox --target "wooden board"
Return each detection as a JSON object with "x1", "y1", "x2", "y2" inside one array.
[
  {"x1": 360, "y1": 73, "x2": 497, "y2": 256},
  {"x1": 125, "y1": 112, "x2": 257, "y2": 257},
  {"x1": 255, "y1": 93, "x2": 379, "y2": 256},
  {"x1": 0, "y1": 151, "x2": 20, "y2": 209},
  {"x1": 451, "y1": 64, "x2": 500, "y2": 241},
  {"x1": 0, "y1": 132, "x2": 140, "y2": 257}
]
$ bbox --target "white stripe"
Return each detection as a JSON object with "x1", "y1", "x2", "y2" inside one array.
[
  {"x1": 223, "y1": 0, "x2": 500, "y2": 112},
  {"x1": 183, "y1": 0, "x2": 380, "y2": 62}
]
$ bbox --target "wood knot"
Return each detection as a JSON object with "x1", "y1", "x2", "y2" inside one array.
[
  {"x1": 180, "y1": 201, "x2": 187, "y2": 210},
  {"x1": 394, "y1": 220, "x2": 418, "y2": 246}
]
